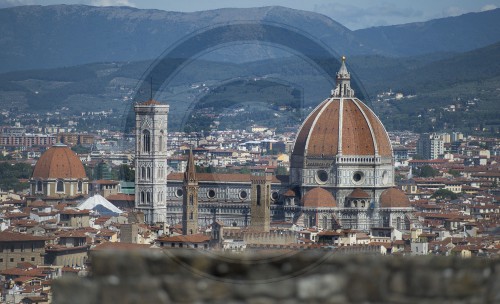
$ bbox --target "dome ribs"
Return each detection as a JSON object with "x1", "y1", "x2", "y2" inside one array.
[
  {"x1": 291, "y1": 97, "x2": 392, "y2": 159},
  {"x1": 355, "y1": 101, "x2": 393, "y2": 157},
  {"x1": 308, "y1": 99, "x2": 339, "y2": 156},
  {"x1": 341, "y1": 99, "x2": 374, "y2": 155}
]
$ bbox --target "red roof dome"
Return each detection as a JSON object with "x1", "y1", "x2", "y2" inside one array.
[
  {"x1": 32, "y1": 144, "x2": 87, "y2": 179},
  {"x1": 302, "y1": 187, "x2": 337, "y2": 208},
  {"x1": 347, "y1": 188, "x2": 371, "y2": 199},
  {"x1": 380, "y1": 188, "x2": 410, "y2": 208},
  {"x1": 292, "y1": 98, "x2": 392, "y2": 158}
]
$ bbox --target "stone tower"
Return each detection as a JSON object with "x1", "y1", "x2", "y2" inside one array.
[
  {"x1": 134, "y1": 100, "x2": 169, "y2": 224},
  {"x1": 250, "y1": 172, "x2": 272, "y2": 232},
  {"x1": 182, "y1": 149, "x2": 198, "y2": 235}
]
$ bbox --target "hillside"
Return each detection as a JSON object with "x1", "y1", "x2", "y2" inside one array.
[
  {"x1": 1, "y1": 40, "x2": 498, "y2": 134},
  {"x1": 2, "y1": 5, "x2": 500, "y2": 73},
  {"x1": 354, "y1": 8, "x2": 500, "y2": 56},
  {"x1": 0, "y1": 5, "x2": 361, "y2": 73},
  {"x1": 0, "y1": 5, "x2": 499, "y2": 135}
]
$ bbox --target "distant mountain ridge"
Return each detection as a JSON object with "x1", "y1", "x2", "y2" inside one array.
[
  {"x1": 1, "y1": 5, "x2": 500, "y2": 73},
  {"x1": 0, "y1": 5, "x2": 360, "y2": 73},
  {"x1": 354, "y1": 8, "x2": 500, "y2": 56}
]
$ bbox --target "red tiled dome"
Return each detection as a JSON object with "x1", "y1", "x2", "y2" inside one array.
[
  {"x1": 302, "y1": 187, "x2": 336, "y2": 208},
  {"x1": 380, "y1": 188, "x2": 410, "y2": 208},
  {"x1": 292, "y1": 98, "x2": 392, "y2": 158},
  {"x1": 32, "y1": 144, "x2": 86, "y2": 179},
  {"x1": 347, "y1": 188, "x2": 371, "y2": 199}
]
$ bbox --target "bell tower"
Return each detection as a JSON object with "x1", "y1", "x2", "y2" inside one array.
[
  {"x1": 182, "y1": 149, "x2": 199, "y2": 235},
  {"x1": 134, "y1": 100, "x2": 169, "y2": 224},
  {"x1": 250, "y1": 172, "x2": 272, "y2": 232}
]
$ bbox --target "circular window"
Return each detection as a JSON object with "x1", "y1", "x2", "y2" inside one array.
[
  {"x1": 207, "y1": 189, "x2": 216, "y2": 199},
  {"x1": 352, "y1": 171, "x2": 364, "y2": 184},
  {"x1": 271, "y1": 191, "x2": 279, "y2": 201},
  {"x1": 316, "y1": 170, "x2": 329, "y2": 184},
  {"x1": 382, "y1": 171, "x2": 389, "y2": 185},
  {"x1": 175, "y1": 188, "x2": 183, "y2": 197},
  {"x1": 239, "y1": 190, "x2": 248, "y2": 200}
]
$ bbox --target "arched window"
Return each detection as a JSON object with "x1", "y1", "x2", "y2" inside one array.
[
  {"x1": 56, "y1": 180, "x2": 64, "y2": 192},
  {"x1": 322, "y1": 216, "x2": 328, "y2": 229},
  {"x1": 147, "y1": 167, "x2": 151, "y2": 179},
  {"x1": 189, "y1": 212, "x2": 193, "y2": 220},
  {"x1": 146, "y1": 192, "x2": 151, "y2": 203},
  {"x1": 309, "y1": 215, "x2": 315, "y2": 228},
  {"x1": 396, "y1": 217, "x2": 402, "y2": 230},
  {"x1": 142, "y1": 130, "x2": 151, "y2": 153},
  {"x1": 189, "y1": 194, "x2": 194, "y2": 205},
  {"x1": 36, "y1": 180, "x2": 43, "y2": 192},
  {"x1": 77, "y1": 180, "x2": 83, "y2": 192},
  {"x1": 140, "y1": 191, "x2": 145, "y2": 203},
  {"x1": 159, "y1": 130, "x2": 164, "y2": 152},
  {"x1": 141, "y1": 167, "x2": 146, "y2": 180}
]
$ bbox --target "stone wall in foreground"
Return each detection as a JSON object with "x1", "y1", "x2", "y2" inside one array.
[{"x1": 53, "y1": 250, "x2": 499, "y2": 304}]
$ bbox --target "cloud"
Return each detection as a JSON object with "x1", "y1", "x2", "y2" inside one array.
[
  {"x1": 90, "y1": 0, "x2": 136, "y2": 7},
  {"x1": 0, "y1": 0, "x2": 36, "y2": 8},
  {"x1": 442, "y1": 6, "x2": 467, "y2": 17},
  {"x1": 313, "y1": 2, "x2": 423, "y2": 29},
  {"x1": 480, "y1": 4, "x2": 497, "y2": 11}
]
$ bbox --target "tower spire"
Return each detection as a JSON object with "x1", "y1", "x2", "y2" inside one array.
[
  {"x1": 182, "y1": 148, "x2": 199, "y2": 235},
  {"x1": 184, "y1": 148, "x2": 196, "y2": 182},
  {"x1": 332, "y1": 56, "x2": 355, "y2": 98}
]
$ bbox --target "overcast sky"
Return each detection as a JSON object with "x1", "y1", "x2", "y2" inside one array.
[{"x1": 1, "y1": 0, "x2": 498, "y2": 29}]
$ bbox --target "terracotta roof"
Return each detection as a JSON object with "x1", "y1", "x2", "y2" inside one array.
[
  {"x1": 283, "y1": 189, "x2": 296, "y2": 197},
  {"x1": 32, "y1": 144, "x2": 87, "y2": 179},
  {"x1": 91, "y1": 242, "x2": 156, "y2": 251},
  {"x1": 380, "y1": 188, "x2": 411, "y2": 208},
  {"x1": 347, "y1": 188, "x2": 371, "y2": 199},
  {"x1": 60, "y1": 209, "x2": 90, "y2": 215},
  {"x1": 1, "y1": 267, "x2": 48, "y2": 278},
  {"x1": 167, "y1": 172, "x2": 281, "y2": 183},
  {"x1": 0, "y1": 231, "x2": 49, "y2": 242},
  {"x1": 30, "y1": 200, "x2": 49, "y2": 208},
  {"x1": 292, "y1": 98, "x2": 392, "y2": 158},
  {"x1": 106, "y1": 194, "x2": 135, "y2": 201},
  {"x1": 157, "y1": 233, "x2": 211, "y2": 243},
  {"x1": 302, "y1": 187, "x2": 337, "y2": 208}
]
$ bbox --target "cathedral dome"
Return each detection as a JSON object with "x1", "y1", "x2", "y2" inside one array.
[
  {"x1": 302, "y1": 187, "x2": 337, "y2": 208},
  {"x1": 379, "y1": 188, "x2": 410, "y2": 208},
  {"x1": 32, "y1": 144, "x2": 87, "y2": 179},
  {"x1": 292, "y1": 58, "x2": 392, "y2": 159},
  {"x1": 292, "y1": 98, "x2": 392, "y2": 158}
]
